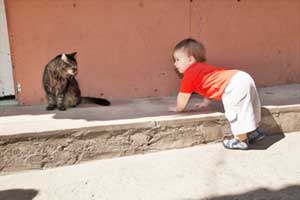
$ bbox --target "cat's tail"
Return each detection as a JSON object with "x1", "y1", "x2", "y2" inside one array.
[{"x1": 81, "y1": 97, "x2": 111, "y2": 106}]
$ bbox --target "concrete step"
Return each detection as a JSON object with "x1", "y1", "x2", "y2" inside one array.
[{"x1": 0, "y1": 84, "x2": 300, "y2": 174}]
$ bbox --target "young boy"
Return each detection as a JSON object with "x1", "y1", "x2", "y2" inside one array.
[{"x1": 169, "y1": 38, "x2": 265, "y2": 150}]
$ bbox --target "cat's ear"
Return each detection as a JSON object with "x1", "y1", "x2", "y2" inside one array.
[
  {"x1": 69, "y1": 52, "x2": 77, "y2": 59},
  {"x1": 61, "y1": 53, "x2": 68, "y2": 62}
]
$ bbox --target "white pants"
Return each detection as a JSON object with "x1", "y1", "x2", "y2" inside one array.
[{"x1": 222, "y1": 71, "x2": 261, "y2": 136}]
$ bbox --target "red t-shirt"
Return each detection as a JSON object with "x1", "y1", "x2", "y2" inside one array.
[{"x1": 180, "y1": 62, "x2": 239, "y2": 100}]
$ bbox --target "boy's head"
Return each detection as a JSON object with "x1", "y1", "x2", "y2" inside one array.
[{"x1": 173, "y1": 38, "x2": 206, "y2": 74}]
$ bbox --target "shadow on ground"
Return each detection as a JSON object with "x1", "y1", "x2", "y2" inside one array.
[
  {"x1": 1, "y1": 82, "x2": 300, "y2": 122},
  {"x1": 0, "y1": 83, "x2": 300, "y2": 121},
  {"x1": 247, "y1": 107, "x2": 285, "y2": 150},
  {"x1": 0, "y1": 189, "x2": 38, "y2": 200},
  {"x1": 248, "y1": 134, "x2": 285, "y2": 150},
  {"x1": 183, "y1": 185, "x2": 300, "y2": 200},
  {"x1": 0, "y1": 96, "x2": 224, "y2": 121}
]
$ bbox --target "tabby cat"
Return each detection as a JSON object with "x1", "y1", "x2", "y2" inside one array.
[{"x1": 42, "y1": 52, "x2": 110, "y2": 111}]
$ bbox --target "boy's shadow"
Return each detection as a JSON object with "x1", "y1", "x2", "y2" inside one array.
[{"x1": 248, "y1": 107, "x2": 285, "y2": 150}]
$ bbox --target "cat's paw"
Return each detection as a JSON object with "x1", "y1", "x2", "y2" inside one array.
[
  {"x1": 58, "y1": 105, "x2": 66, "y2": 111},
  {"x1": 46, "y1": 105, "x2": 56, "y2": 110}
]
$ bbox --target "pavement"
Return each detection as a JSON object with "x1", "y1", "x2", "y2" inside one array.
[
  {"x1": 1, "y1": 83, "x2": 300, "y2": 136},
  {"x1": 0, "y1": 131, "x2": 300, "y2": 200}
]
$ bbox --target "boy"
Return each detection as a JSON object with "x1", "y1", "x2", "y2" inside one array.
[{"x1": 169, "y1": 38, "x2": 265, "y2": 150}]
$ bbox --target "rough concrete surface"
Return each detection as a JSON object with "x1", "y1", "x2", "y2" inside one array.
[
  {"x1": 0, "y1": 132, "x2": 300, "y2": 200},
  {"x1": 0, "y1": 84, "x2": 300, "y2": 173}
]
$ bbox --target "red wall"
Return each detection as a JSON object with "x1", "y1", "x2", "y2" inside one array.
[{"x1": 4, "y1": 0, "x2": 300, "y2": 105}]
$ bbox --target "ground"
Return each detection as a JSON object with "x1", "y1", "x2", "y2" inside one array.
[{"x1": 0, "y1": 132, "x2": 299, "y2": 200}]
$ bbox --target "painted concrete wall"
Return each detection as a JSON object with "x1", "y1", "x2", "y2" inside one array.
[{"x1": 4, "y1": 0, "x2": 300, "y2": 105}]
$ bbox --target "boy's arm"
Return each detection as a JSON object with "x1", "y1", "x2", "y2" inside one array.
[{"x1": 169, "y1": 92, "x2": 191, "y2": 112}]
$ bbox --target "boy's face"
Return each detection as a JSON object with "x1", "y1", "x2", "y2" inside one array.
[{"x1": 173, "y1": 49, "x2": 196, "y2": 74}]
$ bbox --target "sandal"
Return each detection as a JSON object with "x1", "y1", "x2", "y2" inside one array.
[{"x1": 223, "y1": 138, "x2": 248, "y2": 150}]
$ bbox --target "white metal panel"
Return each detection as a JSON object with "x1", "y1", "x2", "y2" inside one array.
[{"x1": 0, "y1": 0, "x2": 15, "y2": 97}]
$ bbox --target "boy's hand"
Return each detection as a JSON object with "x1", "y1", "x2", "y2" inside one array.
[
  {"x1": 194, "y1": 102, "x2": 208, "y2": 109},
  {"x1": 168, "y1": 106, "x2": 178, "y2": 112},
  {"x1": 194, "y1": 98, "x2": 210, "y2": 109}
]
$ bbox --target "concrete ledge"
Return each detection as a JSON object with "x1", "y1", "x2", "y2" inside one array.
[{"x1": 1, "y1": 84, "x2": 300, "y2": 174}]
